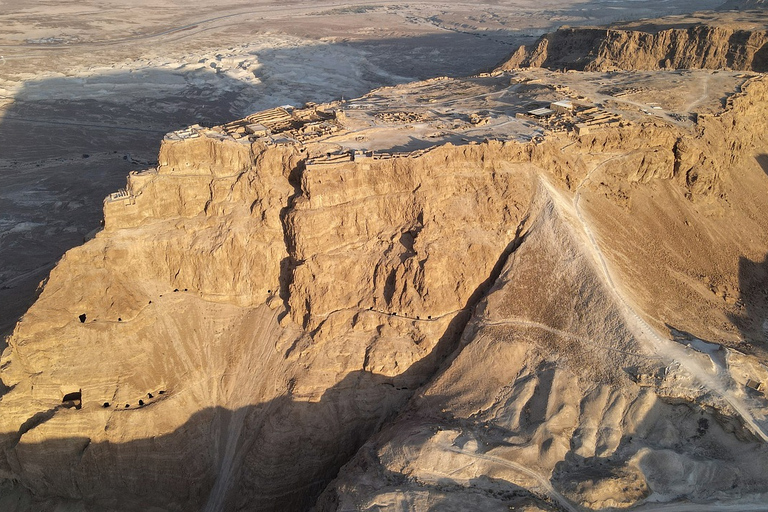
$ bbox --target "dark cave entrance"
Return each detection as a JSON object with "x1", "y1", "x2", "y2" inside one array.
[{"x1": 62, "y1": 390, "x2": 82, "y2": 410}]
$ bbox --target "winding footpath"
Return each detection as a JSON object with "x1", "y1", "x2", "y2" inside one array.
[
  {"x1": 437, "y1": 440, "x2": 580, "y2": 512},
  {"x1": 548, "y1": 158, "x2": 768, "y2": 443}
]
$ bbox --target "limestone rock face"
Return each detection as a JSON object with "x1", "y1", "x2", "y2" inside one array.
[
  {"x1": 500, "y1": 26, "x2": 768, "y2": 72},
  {"x1": 0, "y1": 127, "x2": 538, "y2": 511},
  {"x1": 3, "y1": 57, "x2": 768, "y2": 512}
]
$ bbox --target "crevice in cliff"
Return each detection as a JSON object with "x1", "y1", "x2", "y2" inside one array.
[
  {"x1": 0, "y1": 378, "x2": 12, "y2": 401},
  {"x1": 309, "y1": 216, "x2": 533, "y2": 510},
  {"x1": 433, "y1": 214, "x2": 532, "y2": 361},
  {"x1": 278, "y1": 159, "x2": 306, "y2": 323},
  {"x1": 382, "y1": 268, "x2": 398, "y2": 304},
  {"x1": 4, "y1": 405, "x2": 63, "y2": 466},
  {"x1": 1, "y1": 403, "x2": 83, "y2": 486},
  {"x1": 17, "y1": 407, "x2": 59, "y2": 439}
]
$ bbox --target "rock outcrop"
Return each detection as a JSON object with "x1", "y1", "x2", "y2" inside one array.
[
  {"x1": 718, "y1": 0, "x2": 768, "y2": 10},
  {"x1": 499, "y1": 25, "x2": 768, "y2": 72},
  {"x1": 0, "y1": 131, "x2": 540, "y2": 511}
]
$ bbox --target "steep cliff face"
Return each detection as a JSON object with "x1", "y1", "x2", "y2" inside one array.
[
  {"x1": 719, "y1": 0, "x2": 768, "y2": 9},
  {"x1": 500, "y1": 25, "x2": 768, "y2": 72},
  {"x1": 2, "y1": 67, "x2": 768, "y2": 510},
  {"x1": 0, "y1": 133, "x2": 539, "y2": 511}
]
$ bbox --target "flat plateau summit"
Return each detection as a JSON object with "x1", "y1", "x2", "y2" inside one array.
[{"x1": 3, "y1": 10, "x2": 768, "y2": 512}]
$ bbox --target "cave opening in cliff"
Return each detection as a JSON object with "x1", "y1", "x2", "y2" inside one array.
[{"x1": 62, "y1": 390, "x2": 82, "y2": 410}]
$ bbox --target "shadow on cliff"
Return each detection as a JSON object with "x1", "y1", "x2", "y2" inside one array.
[
  {"x1": 0, "y1": 371, "x2": 404, "y2": 512},
  {"x1": 722, "y1": 154, "x2": 768, "y2": 350},
  {"x1": 756, "y1": 153, "x2": 768, "y2": 177},
  {"x1": 729, "y1": 252, "x2": 768, "y2": 348},
  {"x1": 1, "y1": 336, "x2": 508, "y2": 512}
]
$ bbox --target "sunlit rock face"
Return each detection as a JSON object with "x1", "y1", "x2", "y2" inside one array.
[{"x1": 501, "y1": 25, "x2": 768, "y2": 72}]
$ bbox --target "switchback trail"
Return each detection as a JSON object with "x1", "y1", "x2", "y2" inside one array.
[{"x1": 541, "y1": 160, "x2": 768, "y2": 442}]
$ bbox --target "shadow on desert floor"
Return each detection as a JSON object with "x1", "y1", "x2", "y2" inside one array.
[{"x1": 0, "y1": 371, "x2": 406, "y2": 511}]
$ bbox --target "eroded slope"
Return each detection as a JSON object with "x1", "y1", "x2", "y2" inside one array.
[{"x1": 319, "y1": 77, "x2": 768, "y2": 509}]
